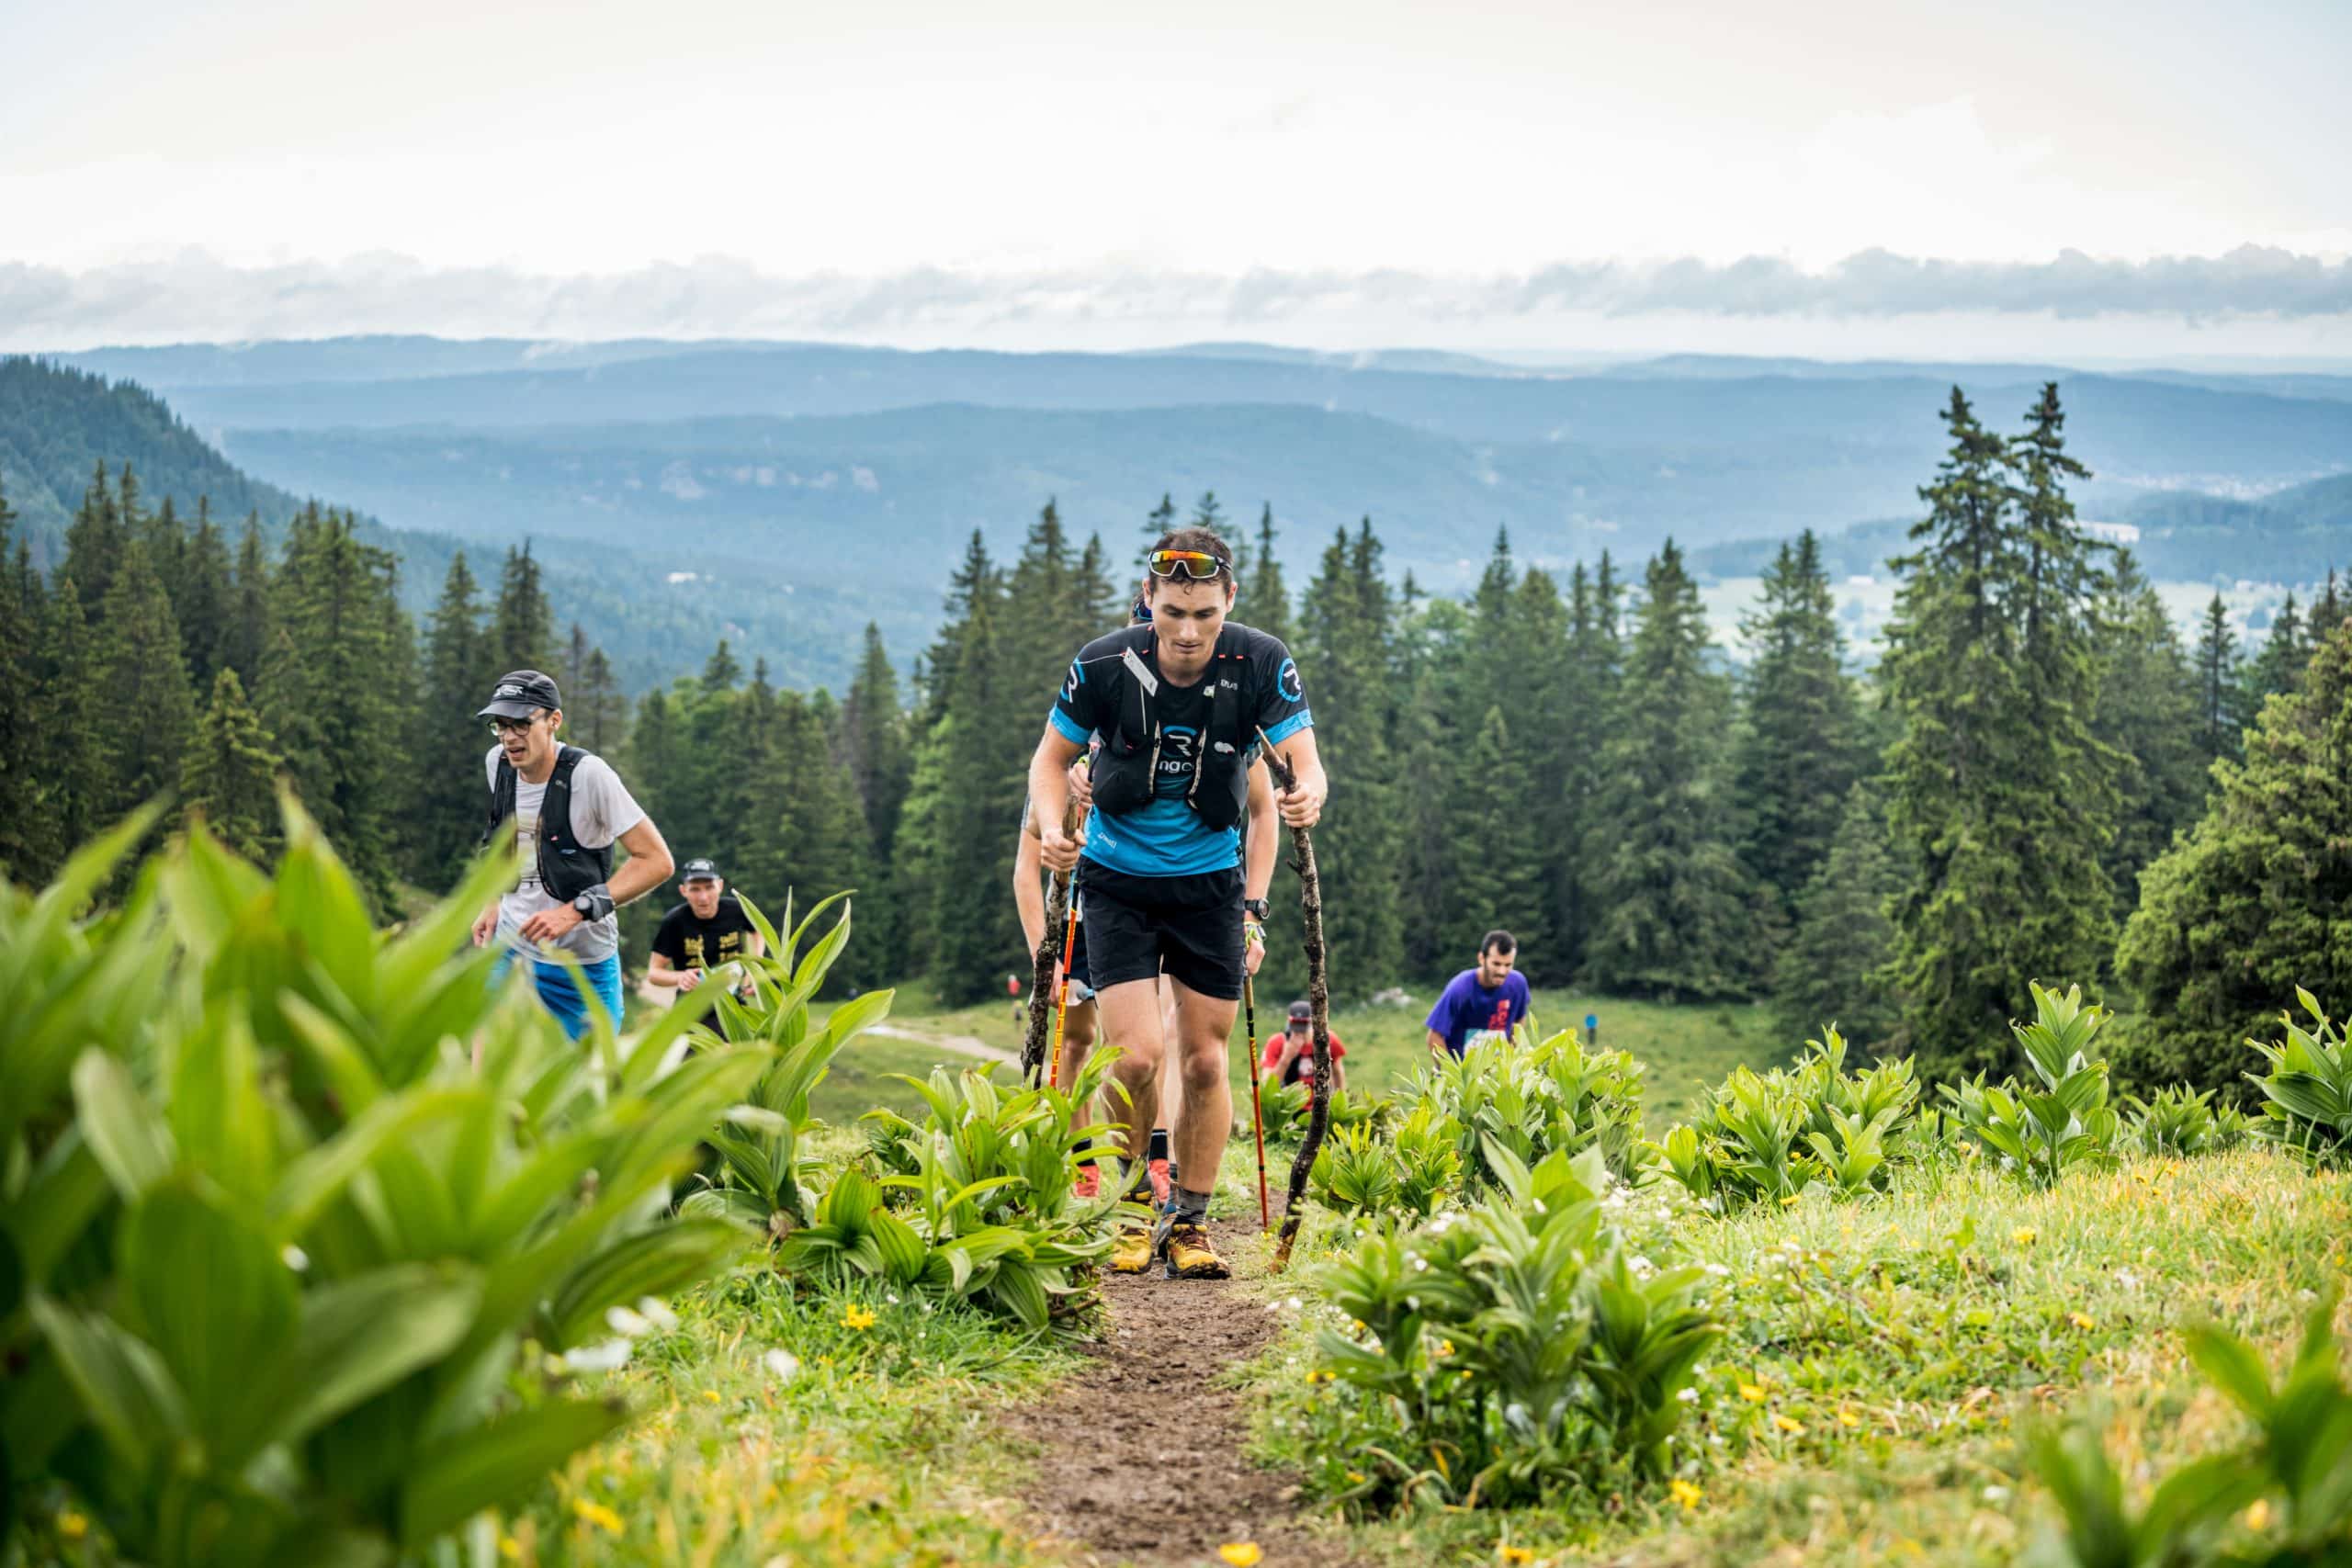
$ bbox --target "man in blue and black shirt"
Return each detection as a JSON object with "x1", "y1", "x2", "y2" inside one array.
[{"x1": 1028, "y1": 525, "x2": 1327, "y2": 1280}]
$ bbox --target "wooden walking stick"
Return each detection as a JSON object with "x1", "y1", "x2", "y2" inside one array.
[
  {"x1": 1046, "y1": 895, "x2": 1081, "y2": 1089},
  {"x1": 1258, "y1": 729, "x2": 1329, "y2": 1273},
  {"x1": 1022, "y1": 793, "x2": 1088, "y2": 1086},
  {"x1": 1242, "y1": 973, "x2": 1271, "y2": 1230}
]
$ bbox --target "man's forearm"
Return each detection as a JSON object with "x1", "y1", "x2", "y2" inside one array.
[
  {"x1": 1425, "y1": 1028, "x2": 1450, "y2": 1055},
  {"x1": 1029, "y1": 740, "x2": 1072, "y2": 834}
]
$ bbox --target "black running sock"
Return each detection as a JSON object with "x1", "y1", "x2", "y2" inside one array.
[
  {"x1": 1147, "y1": 1127, "x2": 1170, "y2": 1162},
  {"x1": 1170, "y1": 1185, "x2": 1211, "y2": 1225}
]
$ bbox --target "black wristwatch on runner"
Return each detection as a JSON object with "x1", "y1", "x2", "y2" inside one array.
[
  {"x1": 571, "y1": 885, "x2": 616, "y2": 922},
  {"x1": 1242, "y1": 897, "x2": 1270, "y2": 920}
]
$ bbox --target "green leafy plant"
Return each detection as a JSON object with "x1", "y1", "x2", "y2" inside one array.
[
  {"x1": 1310, "y1": 1140, "x2": 1716, "y2": 1511},
  {"x1": 2244, "y1": 988, "x2": 2352, "y2": 1164},
  {"x1": 2, "y1": 803, "x2": 763, "y2": 1565},
  {"x1": 1650, "y1": 1027, "x2": 1916, "y2": 1208},
  {"x1": 1938, "y1": 982, "x2": 2120, "y2": 1187},
  {"x1": 795, "y1": 1053, "x2": 1125, "y2": 1329},
  {"x1": 2124, "y1": 1085, "x2": 2247, "y2": 1157},
  {"x1": 2031, "y1": 1293, "x2": 2352, "y2": 1565},
  {"x1": 1406, "y1": 1030, "x2": 1647, "y2": 1190}
]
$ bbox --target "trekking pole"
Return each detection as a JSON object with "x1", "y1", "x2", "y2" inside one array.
[
  {"x1": 1242, "y1": 973, "x2": 1271, "y2": 1230},
  {"x1": 1046, "y1": 894, "x2": 1081, "y2": 1089},
  {"x1": 1022, "y1": 793, "x2": 1089, "y2": 1086},
  {"x1": 1257, "y1": 729, "x2": 1330, "y2": 1273}
]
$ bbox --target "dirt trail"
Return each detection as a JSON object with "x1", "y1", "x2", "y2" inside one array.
[
  {"x1": 865, "y1": 1021, "x2": 1021, "y2": 1067},
  {"x1": 1009, "y1": 1220, "x2": 1361, "y2": 1568}
]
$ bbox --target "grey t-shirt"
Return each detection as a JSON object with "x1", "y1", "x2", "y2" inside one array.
[{"x1": 485, "y1": 746, "x2": 646, "y2": 963}]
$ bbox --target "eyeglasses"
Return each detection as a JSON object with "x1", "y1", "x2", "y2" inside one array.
[
  {"x1": 1147, "y1": 549, "x2": 1228, "y2": 581},
  {"x1": 486, "y1": 716, "x2": 541, "y2": 737}
]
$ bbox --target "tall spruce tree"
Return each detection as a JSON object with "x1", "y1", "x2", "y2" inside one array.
[
  {"x1": 571, "y1": 646, "x2": 629, "y2": 755},
  {"x1": 1878, "y1": 388, "x2": 2114, "y2": 1073},
  {"x1": 2114, "y1": 614, "x2": 2352, "y2": 1097},
  {"x1": 1731, "y1": 530, "x2": 1863, "y2": 924},
  {"x1": 1243, "y1": 503, "x2": 1291, "y2": 647},
  {"x1": 1552, "y1": 558, "x2": 1623, "y2": 977},
  {"x1": 2240, "y1": 592, "x2": 2309, "y2": 718},
  {"x1": 1440, "y1": 705, "x2": 1548, "y2": 960},
  {"x1": 177, "y1": 501, "x2": 234, "y2": 693},
  {"x1": 91, "y1": 535, "x2": 197, "y2": 823},
  {"x1": 488, "y1": 542, "x2": 556, "y2": 675},
  {"x1": 1587, "y1": 539, "x2": 1755, "y2": 999},
  {"x1": 60, "y1": 460, "x2": 126, "y2": 617},
  {"x1": 2194, "y1": 593, "x2": 2243, "y2": 766},
  {"x1": 2091, "y1": 551, "x2": 2208, "y2": 923},
  {"x1": 181, "y1": 668, "x2": 283, "y2": 862},
  {"x1": 0, "y1": 477, "x2": 55, "y2": 880},
  {"x1": 1773, "y1": 783, "x2": 1905, "y2": 1050},
  {"x1": 411, "y1": 552, "x2": 492, "y2": 885},
  {"x1": 40, "y1": 577, "x2": 105, "y2": 857}
]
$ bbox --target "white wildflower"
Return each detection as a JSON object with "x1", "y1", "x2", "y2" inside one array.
[
  {"x1": 636, "y1": 1296, "x2": 681, "y2": 1332},
  {"x1": 763, "y1": 1348, "x2": 802, "y2": 1382},
  {"x1": 281, "y1": 1244, "x2": 310, "y2": 1272},
  {"x1": 605, "y1": 1304, "x2": 651, "y2": 1337},
  {"x1": 566, "y1": 1338, "x2": 633, "y2": 1373}
]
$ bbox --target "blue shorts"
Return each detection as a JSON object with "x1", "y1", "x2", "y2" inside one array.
[{"x1": 493, "y1": 950, "x2": 625, "y2": 1040}]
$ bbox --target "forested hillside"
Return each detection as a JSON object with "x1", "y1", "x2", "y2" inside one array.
[{"x1": 7, "y1": 376, "x2": 2346, "y2": 1098}]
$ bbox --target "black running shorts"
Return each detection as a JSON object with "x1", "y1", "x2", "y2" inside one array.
[{"x1": 1078, "y1": 862, "x2": 1246, "y2": 1000}]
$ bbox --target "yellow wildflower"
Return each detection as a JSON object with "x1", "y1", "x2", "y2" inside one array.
[
  {"x1": 1669, "y1": 1477, "x2": 1703, "y2": 1511},
  {"x1": 1778, "y1": 1193, "x2": 1802, "y2": 1207},
  {"x1": 1305, "y1": 1368, "x2": 1334, "y2": 1384},
  {"x1": 58, "y1": 1512, "x2": 89, "y2": 1541},
  {"x1": 1773, "y1": 1415, "x2": 1805, "y2": 1434},
  {"x1": 1738, "y1": 1382, "x2": 1770, "y2": 1404},
  {"x1": 1219, "y1": 1545, "x2": 1263, "y2": 1567},
  {"x1": 498, "y1": 1536, "x2": 522, "y2": 1562},
  {"x1": 2012, "y1": 1226, "x2": 2037, "y2": 1246},
  {"x1": 1437, "y1": 1339, "x2": 1456, "y2": 1356},
  {"x1": 2245, "y1": 1497, "x2": 2272, "y2": 1532},
  {"x1": 1838, "y1": 1408, "x2": 1863, "y2": 1427},
  {"x1": 1498, "y1": 1547, "x2": 1535, "y2": 1565},
  {"x1": 2069, "y1": 1312, "x2": 2096, "y2": 1330},
  {"x1": 571, "y1": 1498, "x2": 625, "y2": 1535},
  {"x1": 1959, "y1": 1141, "x2": 1977, "y2": 1156},
  {"x1": 701, "y1": 1389, "x2": 721, "y2": 1404},
  {"x1": 1346, "y1": 1470, "x2": 1367, "y2": 1484},
  {"x1": 842, "y1": 1304, "x2": 877, "y2": 1331}
]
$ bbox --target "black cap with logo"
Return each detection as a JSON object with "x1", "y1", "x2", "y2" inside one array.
[
  {"x1": 1287, "y1": 1000, "x2": 1313, "y2": 1024},
  {"x1": 477, "y1": 670, "x2": 561, "y2": 720},
  {"x1": 681, "y1": 859, "x2": 721, "y2": 884}
]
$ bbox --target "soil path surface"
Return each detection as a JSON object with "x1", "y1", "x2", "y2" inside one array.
[
  {"x1": 864, "y1": 1021, "x2": 1020, "y2": 1067},
  {"x1": 1009, "y1": 1220, "x2": 1361, "y2": 1568}
]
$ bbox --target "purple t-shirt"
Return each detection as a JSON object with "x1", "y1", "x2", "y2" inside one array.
[{"x1": 1425, "y1": 969, "x2": 1532, "y2": 1055}]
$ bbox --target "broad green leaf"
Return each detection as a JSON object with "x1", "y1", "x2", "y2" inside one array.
[
  {"x1": 28, "y1": 1294, "x2": 189, "y2": 1473},
  {"x1": 72, "y1": 1049, "x2": 175, "y2": 1200},
  {"x1": 120, "y1": 1180, "x2": 299, "y2": 1449},
  {"x1": 398, "y1": 1397, "x2": 630, "y2": 1544}
]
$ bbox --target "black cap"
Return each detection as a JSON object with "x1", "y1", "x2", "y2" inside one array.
[
  {"x1": 1287, "y1": 1000, "x2": 1312, "y2": 1022},
  {"x1": 478, "y1": 670, "x2": 560, "y2": 720},
  {"x1": 681, "y1": 859, "x2": 721, "y2": 884}
]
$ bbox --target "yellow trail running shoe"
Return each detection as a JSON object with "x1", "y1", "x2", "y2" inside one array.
[
  {"x1": 1159, "y1": 1220, "x2": 1230, "y2": 1280},
  {"x1": 1110, "y1": 1224, "x2": 1155, "y2": 1274}
]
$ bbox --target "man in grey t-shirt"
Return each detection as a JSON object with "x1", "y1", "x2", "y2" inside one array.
[{"x1": 469, "y1": 669, "x2": 674, "y2": 1037}]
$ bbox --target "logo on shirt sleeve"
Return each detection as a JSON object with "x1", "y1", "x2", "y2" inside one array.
[{"x1": 1277, "y1": 658, "x2": 1303, "y2": 702}]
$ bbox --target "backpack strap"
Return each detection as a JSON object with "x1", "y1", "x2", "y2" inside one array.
[{"x1": 483, "y1": 754, "x2": 517, "y2": 847}]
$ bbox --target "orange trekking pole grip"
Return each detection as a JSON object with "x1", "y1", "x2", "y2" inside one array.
[{"x1": 1243, "y1": 972, "x2": 1271, "y2": 1230}]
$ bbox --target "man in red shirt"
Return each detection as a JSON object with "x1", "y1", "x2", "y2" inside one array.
[{"x1": 1260, "y1": 999, "x2": 1347, "y2": 1092}]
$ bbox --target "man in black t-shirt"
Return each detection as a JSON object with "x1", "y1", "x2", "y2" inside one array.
[{"x1": 649, "y1": 859, "x2": 764, "y2": 1002}]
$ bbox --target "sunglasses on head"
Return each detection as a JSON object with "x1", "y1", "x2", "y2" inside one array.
[{"x1": 1147, "y1": 549, "x2": 1228, "y2": 581}]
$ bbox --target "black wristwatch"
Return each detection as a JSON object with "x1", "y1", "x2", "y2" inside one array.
[
  {"x1": 1242, "y1": 897, "x2": 1270, "y2": 920},
  {"x1": 572, "y1": 885, "x2": 616, "y2": 922}
]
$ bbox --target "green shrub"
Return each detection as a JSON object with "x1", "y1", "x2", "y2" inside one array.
[
  {"x1": 1938, "y1": 982, "x2": 2120, "y2": 1187},
  {"x1": 1650, "y1": 1026, "x2": 1918, "y2": 1208},
  {"x1": 2244, "y1": 988, "x2": 2352, "y2": 1164},
  {"x1": 2, "y1": 805, "x2": 761, "y2": 1565},
  {"x1": 1405, "y1": 1030, "x2": 1648, "y2": 1190},
  {"x1": 1309, "y1": 1141, "x2": 1716, "y2": 1511},
  {"x1": 2124, "y1": 1085, "x2": 2249, "y2": 1157},
  {"x1": 2031, "y1": 1293, "x2": 2352, "y2": 1565}
]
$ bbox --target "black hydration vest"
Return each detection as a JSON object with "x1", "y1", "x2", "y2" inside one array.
[
  {"x1": 483, "y1": 745, "x2": 613, "y2": 905},
  {"x1": 1087, "y1": 624, "x2": 1254, "y2": 831}
]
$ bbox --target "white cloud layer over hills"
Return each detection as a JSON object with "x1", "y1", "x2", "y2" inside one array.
[{"x1": 6, "y1": 247, "x2": 2350, "y2": 360}]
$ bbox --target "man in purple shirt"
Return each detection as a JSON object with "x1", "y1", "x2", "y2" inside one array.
[{"x1": 1425, "y1": 930, "x2": 1532, "y2": 1057}]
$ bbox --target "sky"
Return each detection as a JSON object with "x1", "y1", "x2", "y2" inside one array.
[{"x1": 3, "y1": 0, "x2": 2348, "y2": 358}]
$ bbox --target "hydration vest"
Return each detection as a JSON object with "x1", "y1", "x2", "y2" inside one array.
[
  {"x1": 1086, "y1": 624, "x2": 1255, "y2": 831},
  {"x1": 483, "y1": 745, "x2": 613, "y2": 905}
]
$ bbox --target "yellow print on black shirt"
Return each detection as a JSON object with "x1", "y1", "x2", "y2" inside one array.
[{"x1": 681, "y1": 930, "x2": 745, "y2": 969}]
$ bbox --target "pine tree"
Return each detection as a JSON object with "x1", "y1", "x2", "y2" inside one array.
[
  {"x1": 176, "y1": 501, "x2": 234, "y2": 693},
  {"x1": 91, "y1": 535, "x2": 198, "y2": 823},
  {"x1": 1773, "y1": 783, "x2": 1905, "y2": 1051},
  {"x1": 0, "y1": 477, "x2": 56, "y2": 881},
  {"x1": 2091, "y1": 551, "x2": 2208, "y2": 924},
  {"x1": 2240, "y1": 592, "x2": 2309, "y2": 719},
  {"x1": 1243, "y1": 503, "x2": 1291, "y2": 647},
  {"x1": 411, "y1": 551, "x2": 492, "y2": 885},
  {"x1": 702, "y1": 637, "x2": 743, "y2": 691},
  {"x1": 40, "y1": 577, "x2": 106, "y2": 856},
  {"x1": 1139, "y1": 491, "x2": 1178, "y2": 560},
  {"x1": 221, "y1": 516, "x2": 274, "y2": 690},
  {"x1": 1552, "y1": 558, "x2": 1623, "y2": 976},
  {"x1": 1440, "y1": 705, "x2": 1548, "y2": 959},
  {"x1": 60, "y1": 460, "x2": 126, "y2": 617},
  {"x1": 2114, "y1": 614, "x2": 2352, "y2": 1097},
  {"x1": 488, "y1": 542, "x2": 556, "y2": 674},
  {"x1": 1190, "y1": 491, "x2": 1225, "y2": 531},
  {"x1": 571, "y1": 646, "x2": 629, "y2": 756},
  {"x1": 1731, "y1": 530, "x2": 1864, "y2": 924},
  {"x1": 1587, "y1": 539, "x2": 1756, "y2": 999},
  {"x1": 2194, "y1": 593, "x2": 2242, "y2": 766},
  {"x1": 1878, "y1": 388, "x2": 2114, "y2": 1073},
  {"x1": 181, "y1": 668, "x2": 283, "y2": 862}
]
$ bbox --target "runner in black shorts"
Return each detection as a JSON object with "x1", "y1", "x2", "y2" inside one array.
[{"x1": 1027, "y1": 523, "x2": 1326, "y2": 1280}]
